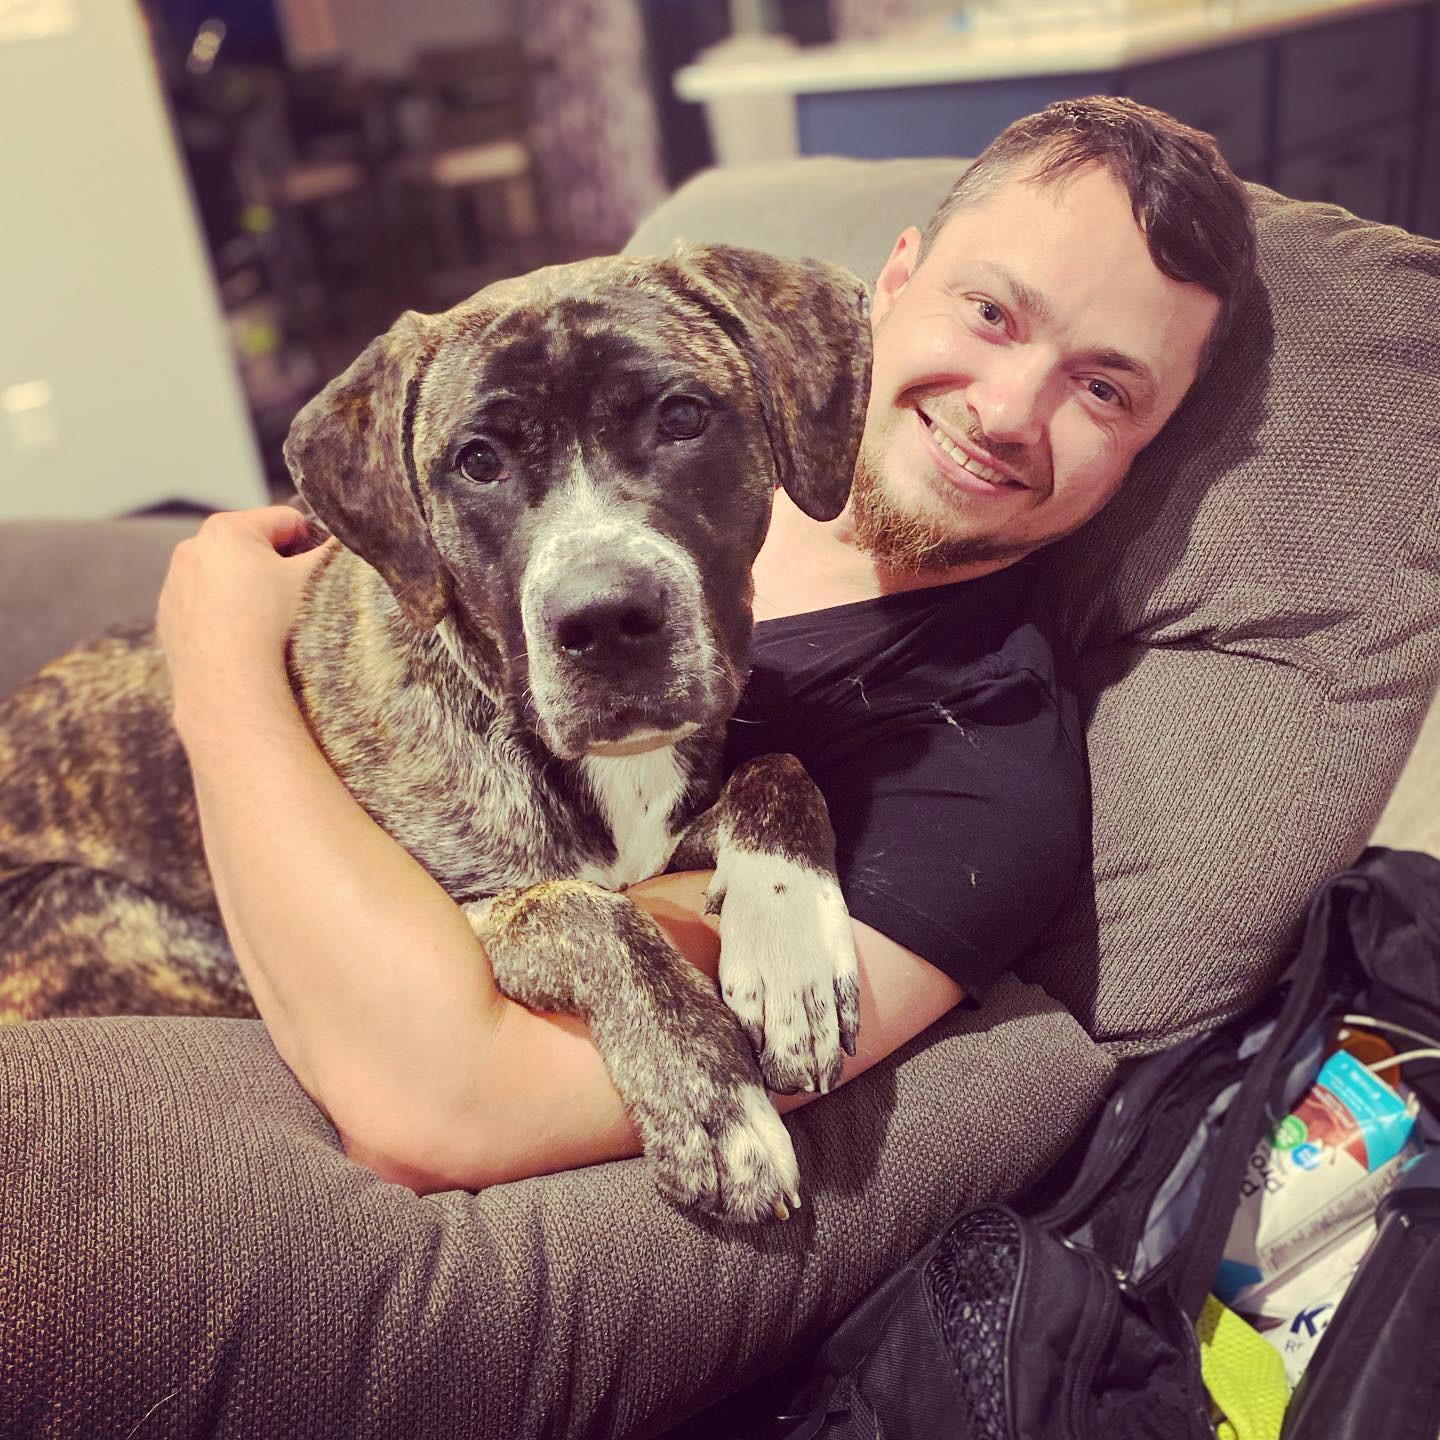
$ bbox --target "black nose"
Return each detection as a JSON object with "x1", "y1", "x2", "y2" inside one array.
[{"x1": 545, "y1": 572, "x2": 669, "y2": 669}]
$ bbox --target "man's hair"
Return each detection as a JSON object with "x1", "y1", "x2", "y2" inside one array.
[{"x1": 918, "y1": 96, "x2": 1258, "y2": 377}]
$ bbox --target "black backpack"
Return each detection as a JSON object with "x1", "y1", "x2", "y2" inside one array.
[{"x1": 670, "y1": 847, "x2": 1440, "y2": 1440}]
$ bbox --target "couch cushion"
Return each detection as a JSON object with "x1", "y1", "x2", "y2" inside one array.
[
  {"x1": 625, "y1": 155, "x2": 960, "y2": 297},
  {"x1": 0, "y1": 985, "x2": 1111, "y2": 1439},
  {"x1": 1030, "y1": 188, "x2": 1440, "y2": 1047},
  {"x1": 0, "y1": 519, "x2": 200, "y2": 700},
  {"x1": 628, "y1": 161, "x2": 1440, "y2": 1052}
]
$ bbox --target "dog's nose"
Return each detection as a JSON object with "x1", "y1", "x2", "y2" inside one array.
[{"x1": 545, "y1": 575, "x2": 669, "y2": 668}]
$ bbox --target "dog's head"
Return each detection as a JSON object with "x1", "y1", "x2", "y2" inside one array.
[{"x1": 284, "y1": 245, "x2": 871, "y2": 760}]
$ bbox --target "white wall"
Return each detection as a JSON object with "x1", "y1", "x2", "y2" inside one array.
[{"x1": 0, "y1": 0, "x2": 268, "y2": 518}]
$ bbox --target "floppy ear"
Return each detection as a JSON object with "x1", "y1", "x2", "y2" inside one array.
[
  {"x1": 282, "y1": 310, "x2": 451, "y2": 630},
  {"x1": 669, "y1": 244, "x2": 872, "y2": 522}
]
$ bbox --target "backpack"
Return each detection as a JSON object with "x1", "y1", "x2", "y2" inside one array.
[{"x1": 673, "y1": 847, "x2": 1440, "y2": 1440}]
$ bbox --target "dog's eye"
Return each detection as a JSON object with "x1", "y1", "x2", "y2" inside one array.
[
  {"x1": 456, "y1": 439, "x2": 506, "y2": 484},
  {"x1": 657, "y1": 396, "x2": 708, "y2": 441}
]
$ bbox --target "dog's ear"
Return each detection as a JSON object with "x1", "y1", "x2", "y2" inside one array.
[
  {"x1": 283, "y1": 310, "x2": 451, "y2": 630},
  {"x1": 669, "y1": 244, "x2": 872, "y2": 522}
]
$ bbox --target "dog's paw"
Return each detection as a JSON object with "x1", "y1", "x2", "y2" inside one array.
[
  {"x1": 638, "y1": 1080, "x2": 801, "y2": 1224},
  {"x1": 708, "y1": 853, "x2": 860, "y2": 1096}
]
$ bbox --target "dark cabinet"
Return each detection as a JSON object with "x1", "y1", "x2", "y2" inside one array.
[
  {"x1": 1124, "y1": 43, "x2": 1268, "y2": 175},
  {"x1": 1275, "y1": 120, "x2": 1418, "y2": 227},
  {"x1": 1276, "y1": 8, "x2": 1423, "y2": 153},
  {"x1": 1417, "y1": 110, "x2": 1440, "y2": 236},
  {"x1": 786, "y1": 0, "x2": 1440, "y2": 238}
]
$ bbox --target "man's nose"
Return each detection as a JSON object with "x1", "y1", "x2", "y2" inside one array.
[{"x1": 965, "y1": 351, "x2": 1051, "y2": 448}]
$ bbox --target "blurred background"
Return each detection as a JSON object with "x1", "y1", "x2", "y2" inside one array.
[{"x1": 3, "y1": 0, "x2": 1436, "y2": 519}]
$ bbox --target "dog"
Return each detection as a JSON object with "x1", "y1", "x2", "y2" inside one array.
[{"x1": 0, "y1": 244, "x2": 872, "y2": 1222}]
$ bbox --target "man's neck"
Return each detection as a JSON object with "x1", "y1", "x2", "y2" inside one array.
[{"x1": 751, "y1": 492, "x2": 1014, "y2": 623}]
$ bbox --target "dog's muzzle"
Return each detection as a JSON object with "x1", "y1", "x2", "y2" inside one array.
[{"x1": 520, "y1": 528, "x2": 728, "y2": 759}]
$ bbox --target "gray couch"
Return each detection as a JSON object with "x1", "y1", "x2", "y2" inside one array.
[{"x1": 1, "y1": 159, "x2": 1437, "y2": 1440}]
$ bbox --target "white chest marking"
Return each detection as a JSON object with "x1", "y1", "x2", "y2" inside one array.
[{"x1": 578, "y1": 749, "x2": 688, "y2": 890}]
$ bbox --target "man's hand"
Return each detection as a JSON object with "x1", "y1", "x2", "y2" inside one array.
[{"x1": 156, "y1": 505, "x2": 333, "y2": 736}]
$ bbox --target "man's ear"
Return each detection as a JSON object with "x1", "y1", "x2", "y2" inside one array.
[
  {"x1": 668, "y1": 244, "x2": 872, "y2": 523},
  {"x1": 872, "y1": 226, "x2": 922, "y2": 328},
  {"x1": 282, "y1": 310, "x2": 452, "y2": 631}
]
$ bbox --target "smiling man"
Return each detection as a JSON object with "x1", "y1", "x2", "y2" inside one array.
[
  {"x1": 758, "y1": 101, "x2": 1247, "y2": 611},
  {"x1": 155, "y1": 97, "x2": 1256, "y2": 1194}
]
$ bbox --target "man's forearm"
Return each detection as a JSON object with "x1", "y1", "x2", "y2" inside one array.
[
  {"x1": 176, "y1": 672, "x2": 507, "y2": 1168},
  {"x1": 174, "y1": 675, "x2": 964, "y2": 1196},
  {"x1": 152, "y1": 510, "x2": 962, "y2": 1196}
]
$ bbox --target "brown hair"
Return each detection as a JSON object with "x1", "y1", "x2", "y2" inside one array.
[{"x1": 918, "y1": 96, "x2": 1258, "y2": 376}]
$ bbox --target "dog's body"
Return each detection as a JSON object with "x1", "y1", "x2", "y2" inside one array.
[{"x1": 0, "y1": 246, "x2": 872, "y2": 1219}]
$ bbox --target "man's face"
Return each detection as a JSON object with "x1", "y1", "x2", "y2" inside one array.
[{"x1": 852, "y1": 161, "x2": 1221, "y2": 573}]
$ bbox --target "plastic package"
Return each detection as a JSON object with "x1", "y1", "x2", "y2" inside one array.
[
  {"x1": 1232, "y1": 1218, "x2": 1375, "y2": 1385},
  {"x1": 1215, "y1": 1047, "x2": 1418, "y2": 1310}
]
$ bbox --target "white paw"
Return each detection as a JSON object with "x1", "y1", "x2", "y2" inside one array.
[
  {"x1": 708, "y1": 851, "x2": 860, "y2": 1095},
  {"x1": 643, "y1": 1081, "x2": 802, "y2": 1223},
  {"x1": 716, "y1": 1084, "x2": 804, "y2": 1221}
]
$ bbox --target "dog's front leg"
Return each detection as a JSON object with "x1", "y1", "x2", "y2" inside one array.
[
  {"x1": 672, "y1": 754, "x2": 860, "y2": 1097},
  {"x1": 466, "y1": 880, "x2": 801, "y2": 1222}
]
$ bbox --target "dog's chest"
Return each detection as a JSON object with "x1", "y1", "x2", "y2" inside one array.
[
  {"x1": 327, "y1": 687, "x2": 692, "y2": 899},
  {"x1": 575, "y1": 750, "x2": 689, "y2": 890}
]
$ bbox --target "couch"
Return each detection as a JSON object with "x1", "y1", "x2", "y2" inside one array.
[{"x1": 1, "y1": 158, "x2": 1437, "y2": 1440}]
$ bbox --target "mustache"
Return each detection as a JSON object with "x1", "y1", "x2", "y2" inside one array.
[
  {"x1": 923, "y1": 407, "x2": 1025, "y2": 465},
  {"x1": 916, "y1": 399, "x2": 1047, "y2": 489}
]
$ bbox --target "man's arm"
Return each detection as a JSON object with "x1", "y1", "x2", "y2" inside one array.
[
  {"x1": 160, "y1": 510, "x2": 965, "y2": 1196},
  {"x1": 181, "y1": 682, "x2": 964, "y2": 1193}
]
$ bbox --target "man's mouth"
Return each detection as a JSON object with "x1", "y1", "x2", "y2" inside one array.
[{"x1": 915, "y1": 405, "x2": 1025, "y2": 490}]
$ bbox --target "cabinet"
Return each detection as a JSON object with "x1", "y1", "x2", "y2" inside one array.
[
  {"x1": 1275, "y1": 120, "x2": 1418, "y2": 227},
  {"x1": 782, "y1": 0, "x2": 1440, "y2": 238},
  {"x1": 795, "y1": 74, "x2": 1119, "y2": 160},
  {"x1": 1418, "y1": 110, "x2": 1440, "y2": 236},
  {"x1": 1123, "y1": 44, "x2": 1268, "y2": 176},
  {"x1": 1276, "y1": 9, "x2": 1423, "y2": 152}
]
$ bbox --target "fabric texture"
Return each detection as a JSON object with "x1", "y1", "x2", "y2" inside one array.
[
  {"x1": 628, "y1": 160, "x2": 1440, "y2": 1054},
  {"x1": 1030, "y1": 188, "x2": 1440, "y2": 1050},
  {"x1": 0, "y1": 518, "x2": 200, "y2": 700},
  {"x1": 726, "y1": 556, "x2": 1088, "y2": 998},
  {"x1": 0, "y1": 982, "x2": 1111, "y2": 1439}
]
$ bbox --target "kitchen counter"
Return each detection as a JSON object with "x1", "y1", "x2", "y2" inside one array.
[
  {"x1": 676, "y1": 0, "x2": 1421, "y2": 97},
  {"x1": 671, "y1": 0, "x2": 1438, "y2": 239}
]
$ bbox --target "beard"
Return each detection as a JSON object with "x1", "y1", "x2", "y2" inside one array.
[{"x1": 849, "y1": 438, "x2": 1033, "y2": 575}]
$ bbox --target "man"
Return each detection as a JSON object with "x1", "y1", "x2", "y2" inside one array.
[{"x1": 158, "y1": 97, "x2": 1255, "y2": 1193}]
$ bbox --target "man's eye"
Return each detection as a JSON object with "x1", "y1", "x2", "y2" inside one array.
[
  {"x1": 657, "y1": 395, "x2": 708, "y2": 440},
  {"x1": 974, "y1": 298, "x2": 1006, "y2": 328},
  {"x1": 456, "y1": 439, "x2": 506, "y2": 483},
  {"x1": 1086, "y1": 379, "x2": 1124, "y2": 406}
]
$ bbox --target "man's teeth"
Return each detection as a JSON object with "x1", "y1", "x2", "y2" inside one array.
[{"x1": 925, "y1": 416, "x2": 1012, "y2": 486}]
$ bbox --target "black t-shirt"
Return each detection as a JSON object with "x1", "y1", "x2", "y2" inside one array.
[{"x1": 724, "y1": 560, "x2": 1090, "y2": 1001}]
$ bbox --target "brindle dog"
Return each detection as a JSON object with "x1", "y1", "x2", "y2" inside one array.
[{"x1": 0, "y1": 245, "x2": 872, "y2": 1222}]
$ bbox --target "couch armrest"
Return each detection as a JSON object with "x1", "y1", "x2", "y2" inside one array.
[
  {"x1": 0, "y1": 980, "x2": 1113, "y2": 1439},
  {"x1": 0, "y1": 519, "x2": 201, "y2": 698}
]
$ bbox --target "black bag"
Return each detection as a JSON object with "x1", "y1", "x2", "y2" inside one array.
[{"x1": 671, "y1": 848, "x2": 1440, "y2": 1440}]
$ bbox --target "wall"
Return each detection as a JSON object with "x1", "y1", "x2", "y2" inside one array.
[{"x1": 0, "y1": 0, "x2": 267, "y2": 518}]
